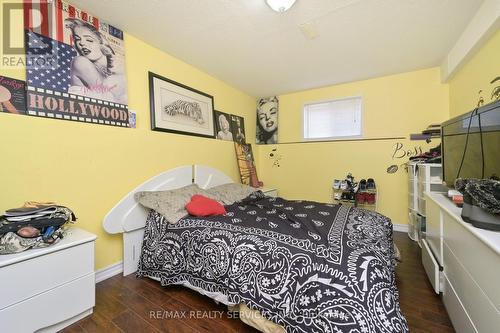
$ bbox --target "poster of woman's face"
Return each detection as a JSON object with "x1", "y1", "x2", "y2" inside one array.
[
  {"x1": 64, "y1": 17, "x2": 128, "y2": 105},
  {"x1": 25, "y1": 0, "x2": 128, "y2": 105},
  {"x1": 256, "y1": 96, "x2": 278, "y2": 144},
  {"x1": 24, "y1": 0, "x2": 130, "y2": 127},
  {"x1": 231, "y1": 115, "x2": 246, "y2": 144},
  {"x1": 214, "y1": 111, "x2": 234, "y2": 141}
]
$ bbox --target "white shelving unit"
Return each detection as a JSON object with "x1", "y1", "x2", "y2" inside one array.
[{"x1": 407, "y1": 162, "x2": 447, "y2": 244}]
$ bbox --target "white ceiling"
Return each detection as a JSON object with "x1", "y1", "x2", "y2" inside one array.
[{"x1": 70, "y1": 0, "x2": 483, "y2": 97}]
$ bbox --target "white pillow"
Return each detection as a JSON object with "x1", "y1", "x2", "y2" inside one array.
[
  {"x1": 134, "y1": 184, "x2": 210, "y2": 224},
  {"x1": 205, "y1": 183, "x2": 257, "y2": 205}
]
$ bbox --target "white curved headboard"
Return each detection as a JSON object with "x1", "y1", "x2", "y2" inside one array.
[
  {"x1": 102, "y1": 165, "x2": 235, "y2": 275},
  {"x1": 103, "y1": 165, "x2": 234, "y2": 234}
]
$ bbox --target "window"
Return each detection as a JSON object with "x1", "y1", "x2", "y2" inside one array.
[{"x1": 303, "y1": 96, "x2": 362, "y2": 140}]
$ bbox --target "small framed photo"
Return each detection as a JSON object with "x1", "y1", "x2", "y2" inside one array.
[
  {"x1": 230, "y1": 115, "x2": 246, "y2": 144},
  {"x1": 149, "y1": 72, "x2": 215, "y2": 138},
  {"x1": 214, "y1": 111, "x2": 234, "y2": 141}
]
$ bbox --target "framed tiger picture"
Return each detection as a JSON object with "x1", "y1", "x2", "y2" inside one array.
[{"x1": 149, "y1": 72, "x2": 215, "y2": 138}]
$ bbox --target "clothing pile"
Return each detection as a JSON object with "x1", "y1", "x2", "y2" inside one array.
[
  {"x1": 0, "y1": 201, "x2": 76, "y2": 254},
  {"x1": 409, "y1": 144, "x2": 441, "y2": 164}
]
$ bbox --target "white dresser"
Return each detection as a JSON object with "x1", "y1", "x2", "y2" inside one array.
[
  {"x1": 0, "y1": 228, "x2": 96, "y2": 333},
  {"x1": 423, "y1": 193, "x2": 500, "y2": 333}
]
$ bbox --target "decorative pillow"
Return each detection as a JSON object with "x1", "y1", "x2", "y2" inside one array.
[
  {"x1": 134, "y1": 184, "x2": 209, "y2": 224},
  {"x1": 205, "y1": 183, "x2": 257, "y2": 205},
  {"x1": 185, "y1": 195, "x2": 226, "y2": 217}
]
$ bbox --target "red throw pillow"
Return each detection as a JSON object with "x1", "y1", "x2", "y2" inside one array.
[{"x1": 185, "y1": 194, "x2": 226, "y2": 217}]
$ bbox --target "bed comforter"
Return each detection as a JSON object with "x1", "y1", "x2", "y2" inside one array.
[{"x1": 138, "y1": 192, "x2": 409, "y2": 333}]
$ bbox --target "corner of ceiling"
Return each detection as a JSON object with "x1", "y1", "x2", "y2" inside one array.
[{"x1": 440, "y1": 0, "x2": 500, "y2": 83}]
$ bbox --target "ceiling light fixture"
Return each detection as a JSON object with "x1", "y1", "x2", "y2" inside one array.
[{"x1": 266, "y1": 0, "x2": 297, "y2": 13}]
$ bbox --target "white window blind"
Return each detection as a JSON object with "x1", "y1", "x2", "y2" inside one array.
[{"x1": 303, "y1": 97, "x2": 362, "y2": 140}]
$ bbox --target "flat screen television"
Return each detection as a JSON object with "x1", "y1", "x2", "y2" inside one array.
[{"x1": 441, "y1": 100, "x2": 500, "y2": 188}]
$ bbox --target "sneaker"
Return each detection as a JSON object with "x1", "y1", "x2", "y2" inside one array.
[
  {"x1": 359, "y1": 179, "x2": 367, "y2": 191},
  {"x1": 366, "y1": 178, "x2": 376, "y2": 192},
  {"x1": 332, "y1": 179, "x2": 341, "y2": 189},
  {"x1": 356, "y1": 192, "x2": 366, "y2": 204},
  {"x1": 340, "y1": 180, "x2": 348, "y2": 190},
  {"x1": 334, "y1": 192, "x2": 342, "y2": 200},
  {"x1": 366, "y1": 193, "x2": 376, "y2": 205}
]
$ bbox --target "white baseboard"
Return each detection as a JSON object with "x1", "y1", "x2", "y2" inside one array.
[
  {"x1": 95, "y1": 261, "x2": 123, "y2": 283},
  {"x1": 393, "y1": 223, "x2": 408, "y2": 233}
]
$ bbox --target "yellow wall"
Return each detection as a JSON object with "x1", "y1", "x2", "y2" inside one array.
[
  {"x1": 449, "y1": 30, "x2": 500, "y2": 117},
  {"x1": 0, "y1": 4, "x2": 256, "y2": 269},
  {"x1": 3, "y1": 0, "x2": 494, "y2": 270},
  {"x1": 258, "y1": 68, "x2": 449, "y2": 225}
]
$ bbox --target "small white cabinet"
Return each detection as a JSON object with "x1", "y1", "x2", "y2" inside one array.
[
  {"x1": 0, "y1": 227, "x2": 96, "y2": 333},
  {"x1": 261, "y1": 188, "x2": 278, "y2": 197}
]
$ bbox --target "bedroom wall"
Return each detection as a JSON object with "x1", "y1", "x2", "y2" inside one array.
[
  {"x1": 257, "y1": 68, "x2": 449, "y2": 226},
  {"x1": 448, "y1": 30, "x2": 500, "y2": 118},
  {"x1": 0, "y1": 8, "x2": 256, "y2": 269}
]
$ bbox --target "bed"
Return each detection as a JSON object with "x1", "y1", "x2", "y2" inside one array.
[{"x1": 103, "y1": 165, "x2": 408, "y2": 333}]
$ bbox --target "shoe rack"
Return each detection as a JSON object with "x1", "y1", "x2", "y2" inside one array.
[
  {"x1": 332, "y1": 174, "x2": 378, "y2": 211},
  {"x1": 355, "y1": 179, "x2": 378, "y2": 212},
  {"x1": 332, "y1": 174, "x2": 356, "y2": 207}
]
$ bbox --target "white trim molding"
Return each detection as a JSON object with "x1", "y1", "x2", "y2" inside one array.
[
  {"x1": 441, "y1": 0, "x2": 500, "y2": 82},
  {"x1": 393, "y1": 223, "x2": 409, "y2": 233},
  {"x1": 95, "y1": 261, "x2": 123, "y2": 283}
]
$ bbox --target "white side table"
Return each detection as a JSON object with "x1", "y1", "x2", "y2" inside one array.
[
  {"x1": 261, "y1": 188, "x2": 278, "y2": 197},
  {"x1": 0, "y1": 227, "x2": 96, "y2": 333}
]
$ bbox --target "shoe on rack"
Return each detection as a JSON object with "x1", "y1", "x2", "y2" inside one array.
[
  {"x1": 359, "y1": 179, "x2": 367, "y2": 191},
  {"x1": 366, "y1": 178, "x2": 376, "y2": 192},
  {"x1": 334, "y1": 192, "x2": 342, "y2": 201},
  {"x1": 333, "y1": 179, "x2": 341, "y2": 189},
  {"x1": 366, "y1": 193, "x2": 376, "y2": 205},
  {"x1": 356, "y1": 192, "x2": 366, "y2": 204},
  {"x1": 340, "y1": 180, "x2": 348, "y2": 190}
]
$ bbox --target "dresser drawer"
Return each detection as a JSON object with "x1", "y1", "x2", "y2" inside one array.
[
  {"x1": 443, "y1": 213, "x2": 500, "y2": 311},
  {"x1": 0, "y1": 273, "x2": 95, "y2": 333},
  {"x1": 442, "y1": 275, "x2": 478, "y2": 333},
  {"x1": 0, "y1": 241, "x2": 94, "y2": 309},
  {"x1": 443, "y1": 242, "x2": 500, "y2": 333},
  {"x1": 425, "y1": 193, "x2": 442, "y2": 265},
  {"x1": 421, "y1": 239, "x2": 440, "y2": 293}
]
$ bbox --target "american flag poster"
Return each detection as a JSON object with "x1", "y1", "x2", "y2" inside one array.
[{"x1": 24, "y1": 0, "x2": 129, "y2": 127}]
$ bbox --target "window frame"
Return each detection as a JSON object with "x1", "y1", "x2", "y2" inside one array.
[{"x1": 302, "y1": 95, "x2": 364, "y2": 141}]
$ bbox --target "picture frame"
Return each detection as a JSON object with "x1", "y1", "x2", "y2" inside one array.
[
  {"x1": 230, "y1": 114, "x2": 246, "y2": 144},
  {"x1": 214, "y1": 110, "x2": 234, "y2": 141},
  {"x1": 149, "y1": 72, "x2": 215, "y2": 138}
]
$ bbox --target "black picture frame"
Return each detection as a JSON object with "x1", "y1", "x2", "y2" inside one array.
[
  {"x1": 149, "y1": 71, "x2": 215, "y2": 138},
  {"x1": 231, "y1": 114, "x2": 246, "y2": 144},
  {"x1": 214, "y1": 110, "x2": 234, "y2": 141}
]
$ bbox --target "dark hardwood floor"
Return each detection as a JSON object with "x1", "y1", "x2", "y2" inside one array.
[{"x1": 61, "y1": 232, "x2": 455, "y2": 333}]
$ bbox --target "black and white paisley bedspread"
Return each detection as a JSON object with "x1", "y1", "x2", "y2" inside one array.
[{"x1": 137, "y1": 192, "x2": 409, "y2": 333}]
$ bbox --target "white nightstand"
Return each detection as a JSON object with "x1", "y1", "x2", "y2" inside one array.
[
  {"x1": 0, "y1": 227, "x2": 96, "y2": 333},
  {"x1": 261, "y1": 188, "x2": 278, "y2": 197}
]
